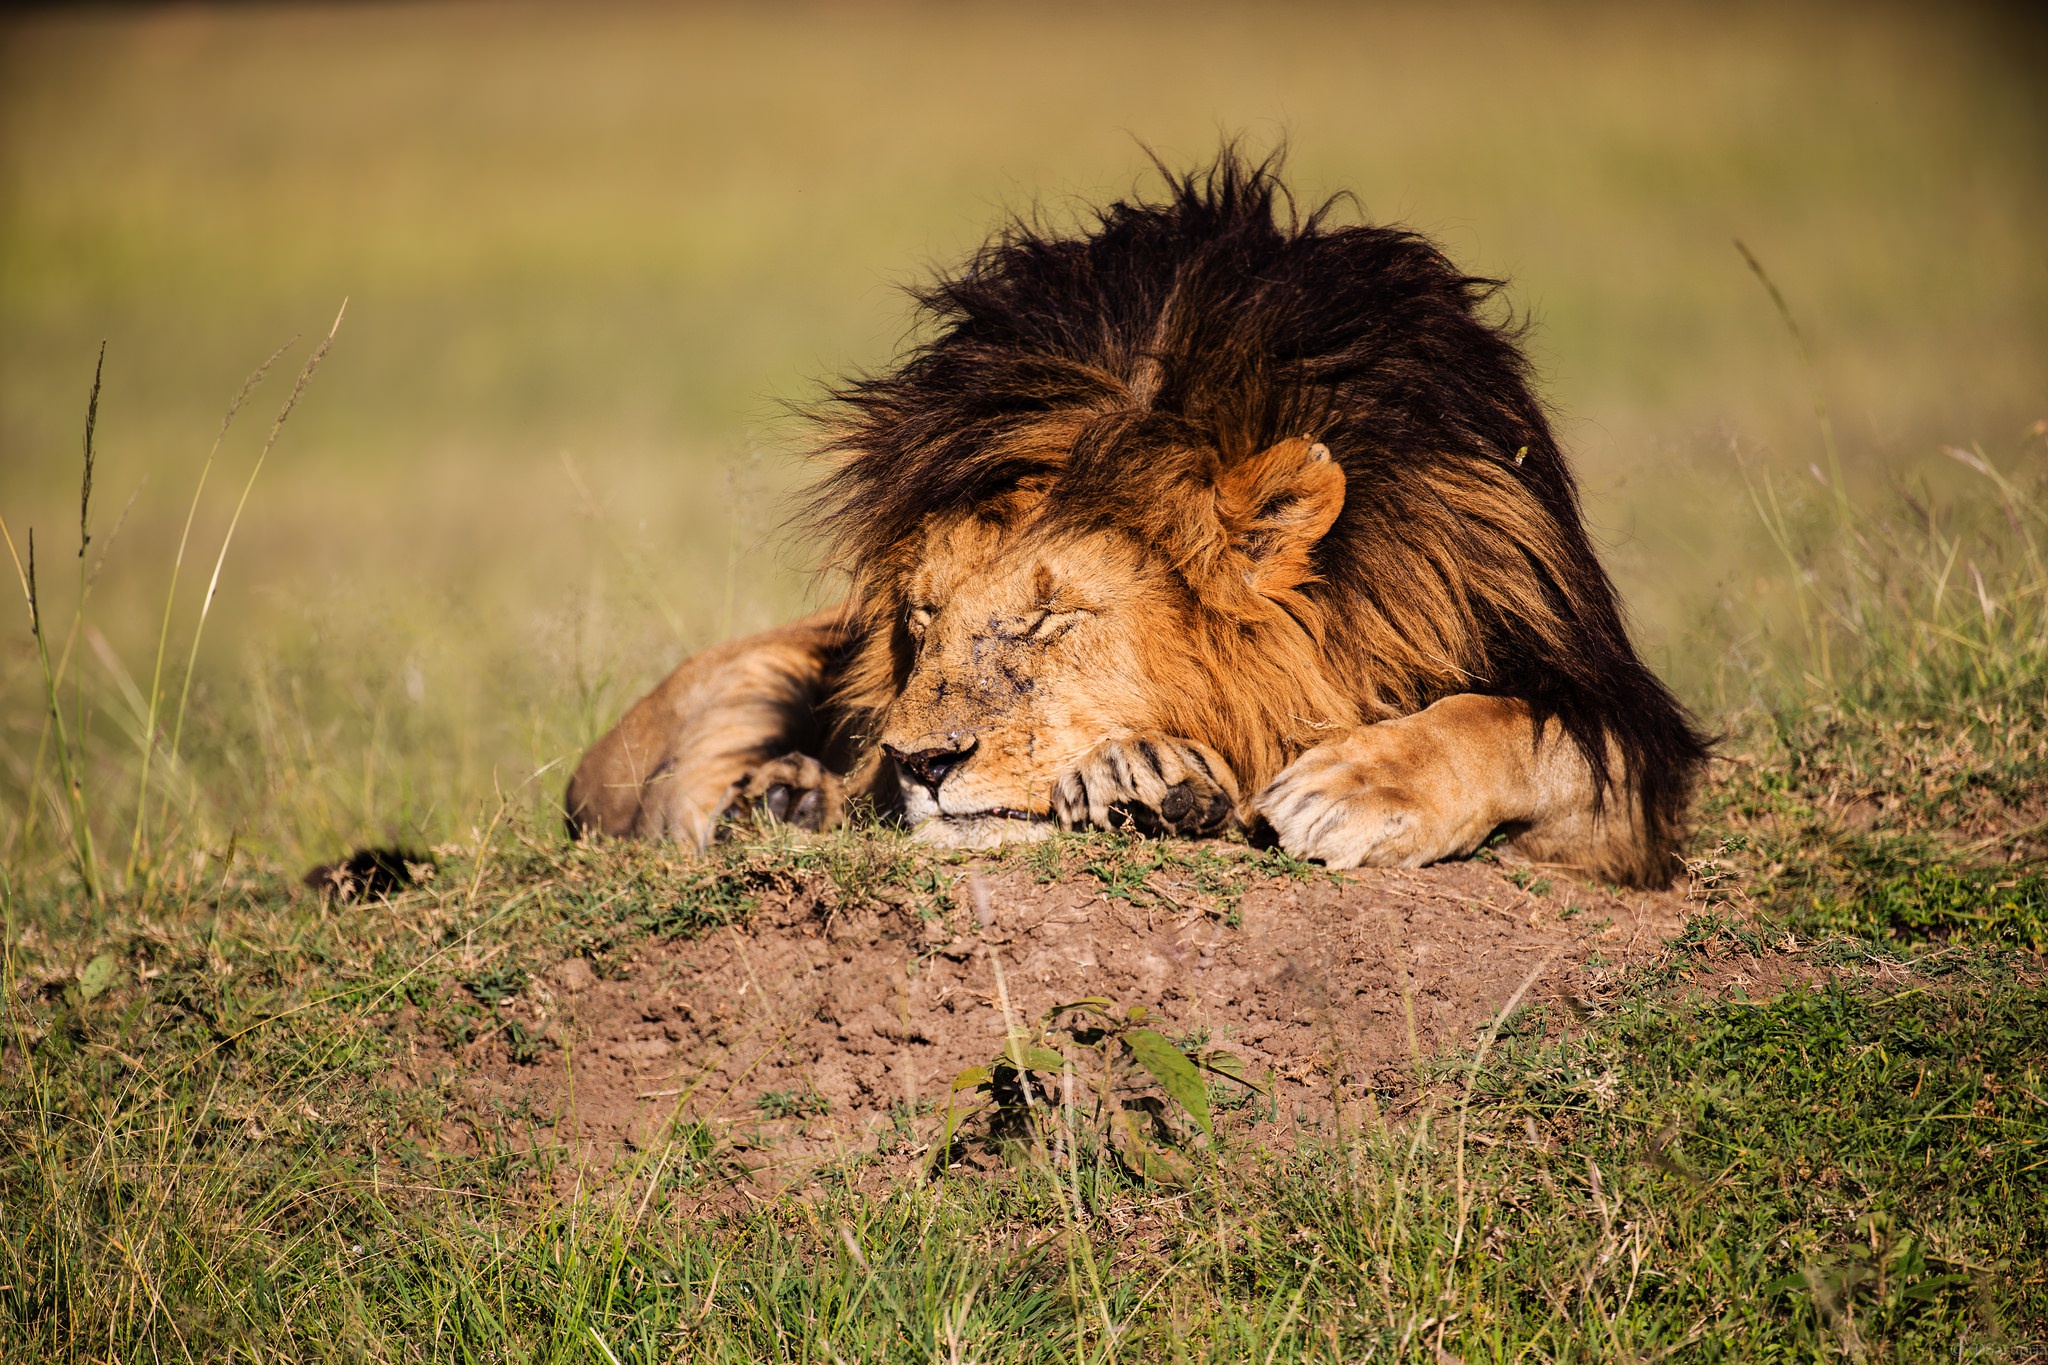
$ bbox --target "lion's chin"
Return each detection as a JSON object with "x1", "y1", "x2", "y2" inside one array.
[{"x1": 911, "y1": 813, "x2": 1055, "y2": 851}]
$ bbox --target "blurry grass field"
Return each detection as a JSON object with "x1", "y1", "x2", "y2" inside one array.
[
  {"x1": 3, "y1": 0, "x2": 2045, "y2": 866},
  {"x1": 3, "y1": 2, "x2": 2048, "y2": 1360}
]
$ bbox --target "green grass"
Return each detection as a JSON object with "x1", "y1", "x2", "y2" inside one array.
[
  {"x1": 5, "y1": 468, "x2": 2047, "y2": 1354},
  {"x1": 4, "y1": 825, "x2": 2043, "y2": 1360},
  {"x1": 1700, "y1": 688, "x2": 2048, "y2": 954},
  {"x1": 9, "y1": 434, "x2": 2039, "y2": 1357}
]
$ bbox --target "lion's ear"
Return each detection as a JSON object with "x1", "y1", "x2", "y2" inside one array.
[{"x1": 1216, "y1": 436, "x2": 1346, "y2": 598}]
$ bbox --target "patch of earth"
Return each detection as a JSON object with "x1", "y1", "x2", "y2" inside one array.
[{"x1": 396, "y1": 860, "x2": 1726, "y2": 1188}]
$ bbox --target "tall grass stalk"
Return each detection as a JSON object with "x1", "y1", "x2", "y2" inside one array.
[
  {"x1": 0, "y1": 347, "x2": 109, "y2": 907},
  {"x1": 72, "y1": 344, "x2": 101, "y2": 843},
  {"x1": 150, "y1": 301, "x2": 344, "y2": 889},
  {"x1": 1735, "y1": 240, "x2": 1852, "y2": 534},
  {"x1": 1736, "y1": 240, "x2": 1854, "y2": 686},
  {"x1": 124, "y1": 340, "x2": 294, "y2": 885}
]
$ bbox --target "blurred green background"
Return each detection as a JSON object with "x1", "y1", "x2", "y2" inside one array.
[{"x1": 2, "y1": 1, "x2": 2043, "y2": 867}]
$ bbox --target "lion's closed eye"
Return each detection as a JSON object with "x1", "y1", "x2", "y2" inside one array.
[
  {"x1": 998, "y1": 609, "x2": 1048, "y2": 639},
  {"x1": 1031, "y1": 608, "x2": 1091, "y2": 641},
  {"x1": 991, "y1": 607, "x2": 1091, "y2": 642}
]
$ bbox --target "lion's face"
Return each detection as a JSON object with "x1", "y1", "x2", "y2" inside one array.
[
  {"x1": 870, "y1": 436, "x2": 1354, "y2": 848},
  {"x1": 876, "y1": 519, "x2": 1180, "y2": 846}
]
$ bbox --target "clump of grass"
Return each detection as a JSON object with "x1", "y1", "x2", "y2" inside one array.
[
  {"x1": 1741, "y1": 431, "x2": 2048, "y2": 714},
  {"x1": 755, "y1": 1087, "x2": 832, "y2": 1121},
  {"x1": 1700, "y1": 674, "x2": 2048, "y2": 948},
  {"x1": 1807, "y1": 836, "x2": 2047, "y2": 950},
  {"x1": 1730, "y1": 243, "x2": 2045, "y2": 716}
]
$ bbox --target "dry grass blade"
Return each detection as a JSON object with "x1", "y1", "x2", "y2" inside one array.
[
  {"x1": 126, "y1": 336, "x2": 297, "y2": 884},
  {"x1": 1734, "y1": 238, "x2": 1849, "y2": 529},
  {"x1": 162, "y1": 300, "x2": 347, "y2": 841},
  {"x1": 77, "y1": 340, "x2": 103, "y2": 561}
]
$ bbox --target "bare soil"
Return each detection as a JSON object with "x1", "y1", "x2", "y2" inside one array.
[{"x1": 396, "y1": 858, "x2": 1746, "y2": 1187}]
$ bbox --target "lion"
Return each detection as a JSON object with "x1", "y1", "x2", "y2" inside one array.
[{"x1": 566, "y1": 154, "x2": 1709, "y2": 887}]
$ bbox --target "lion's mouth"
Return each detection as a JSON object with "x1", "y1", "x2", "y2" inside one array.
[
  {"x1": 913, "y1": 806, "x2": 1055, "y2": 850},
  {"x1": 938, "y1": 806, "x2": 1052, "y2": 825}
]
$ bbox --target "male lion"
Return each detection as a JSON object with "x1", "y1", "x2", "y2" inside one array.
[{"x1": 567, "y1": 155, "x2": 1708, "y2": 886}]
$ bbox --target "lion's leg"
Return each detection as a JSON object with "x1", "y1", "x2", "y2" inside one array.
[
  {"x1": 565, "y1": 607, "x2": 854, "y2": 848},
  {"x1": 1252, "y1": 694, "x2": 1651, "y2": 883}
]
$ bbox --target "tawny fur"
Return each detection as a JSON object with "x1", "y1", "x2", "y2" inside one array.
[{"x1": 564, "y1": 609, "x2": 856, "y2": 846}]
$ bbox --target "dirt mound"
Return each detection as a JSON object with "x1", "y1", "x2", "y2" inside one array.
[{"x1": 422, "y1": 858, "x2": 1695, "y2": 1185}]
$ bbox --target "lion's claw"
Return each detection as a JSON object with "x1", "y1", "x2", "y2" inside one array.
[{"x1": 1053, "y1": 734, "x2": 1239, "y2": 837}]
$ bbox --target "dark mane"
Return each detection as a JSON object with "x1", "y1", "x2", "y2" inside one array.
[{"x1": 809, "y1": 150, "x2": 1708, "y2": 870}]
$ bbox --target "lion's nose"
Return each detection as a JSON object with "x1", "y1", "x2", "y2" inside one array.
[{"x1": 884, "y1": 735, "x2": 978, "y2": 796}]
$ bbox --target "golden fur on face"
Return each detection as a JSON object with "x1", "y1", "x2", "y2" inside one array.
[{"x1": 854, "y1": 437, "x2": 1361, "y2": 847}]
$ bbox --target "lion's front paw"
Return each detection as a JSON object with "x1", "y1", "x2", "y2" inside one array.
[
  {"x1": 721, "y1": 752, "x2": 846, "y2": 834},
  {"x1": 1053, "y1": 734, "x2": 1239, "y2": 837},
  {"x1": 1253, "y1": 730, "x2": 1490, "y2": 869}
]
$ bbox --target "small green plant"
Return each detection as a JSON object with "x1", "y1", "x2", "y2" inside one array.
[
  {"x1": 467, "y1": 963, "x2": 526, "y2": 1007},
  {"x1": 1080, "y1": 833, "x2": 1162, "y2": 902},
  {"x1": 755, "y1": 1087, "x2": 831, "y2": 1120},
  {"x1": 1027, "y1": 834, "x2": 1070, "y2": 883},
  {"x1": 934, "y1": 997, "x2": 1265, "y2": 1185},
  {"x1": 502, "y1": 1019, "x2": 545, "y2": 1065},
  {"x1": 433, "y1": 1004, "x2": 483, "y2": 1048},
  {"x1": 634, "y1": 851, "x2": 767, "y2": 938}
]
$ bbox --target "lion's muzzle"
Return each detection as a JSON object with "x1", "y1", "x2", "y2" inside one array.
[{"x1": 882, "y1": 734, "x2": 978, "y2": 799}]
